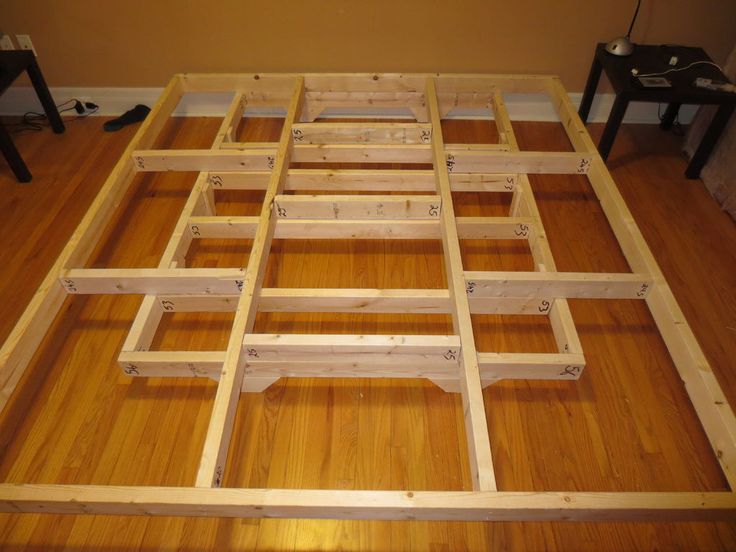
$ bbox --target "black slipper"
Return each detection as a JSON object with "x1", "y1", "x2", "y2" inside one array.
[{"x1": 103, "y1": 104, "x2": 151, "y2": 132}]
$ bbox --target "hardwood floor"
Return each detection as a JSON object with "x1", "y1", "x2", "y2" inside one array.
[{"x1": 0, "y1": 114, "x2": 734, "y2": 550}]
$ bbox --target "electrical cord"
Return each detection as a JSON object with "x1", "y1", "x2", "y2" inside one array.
[
  {"x1": 637, "y1": 60, "x2": 724, "y2": 78},
  {"x1": 2, "y1": 98, "x2": 99, "y2": 134},
  {"x1": 12, "y1": 105, "x2": 78, "y2": 131},
  {"x1": 657, "y1": 104, "x2": 684, "y2": 136}
]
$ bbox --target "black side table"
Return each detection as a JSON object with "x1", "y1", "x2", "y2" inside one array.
[
  {"x1": 0, "y1": 50, "x2": 65, "y2": 182},
  {"x1": 578, "y1": 43, "x2": 736, "y2": 179}
]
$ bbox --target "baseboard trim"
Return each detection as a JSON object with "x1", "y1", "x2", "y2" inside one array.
[{"x1": 0, "y1": 86, "x2": 697, "y2": 124}]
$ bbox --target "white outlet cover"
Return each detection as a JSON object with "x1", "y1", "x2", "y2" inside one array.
[
  {"x1": 0, "y1": 35, "x2": 14, "y2": 51},
  {"x1": 15, "y1": 34, "x2": 37, "y2": 56}
]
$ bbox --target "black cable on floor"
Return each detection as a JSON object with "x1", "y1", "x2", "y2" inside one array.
[{"x1": 2, "y1": 99, "x2": 99, "y2": 134}]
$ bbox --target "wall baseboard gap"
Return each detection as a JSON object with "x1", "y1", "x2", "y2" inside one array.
[{"x1": 0, "y1": 86, "x2": 698, "y2": 124}]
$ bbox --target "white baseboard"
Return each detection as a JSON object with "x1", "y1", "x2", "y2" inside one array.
[{"x1": 0, "y1": 86, "x2": 698, "y2": 124}]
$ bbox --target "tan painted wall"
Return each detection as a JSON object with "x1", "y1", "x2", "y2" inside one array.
[{"x1": 3, "y1": 0, "x2": 735, "y2": 91}]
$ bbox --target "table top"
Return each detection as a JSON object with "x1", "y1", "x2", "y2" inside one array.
[{"x1": 593, "y1": 42, "x2": 736, "y2": 104}]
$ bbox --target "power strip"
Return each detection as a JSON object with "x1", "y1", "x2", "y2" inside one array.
[{"x1": 694, "y1": 78, "x2": 736, "y2": 93}]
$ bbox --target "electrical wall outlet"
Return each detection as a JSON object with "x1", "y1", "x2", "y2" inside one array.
[
  {"x1": 15, "y1": 34, "x2": 37, "y2": 56},
  {"x1": 0, "y1": 34, "x2": 14, "y2": 50}
]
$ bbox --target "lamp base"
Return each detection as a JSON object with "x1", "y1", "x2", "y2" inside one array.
[{"x1": 605, "y1": 37, "x2": 635, "y2": 56}]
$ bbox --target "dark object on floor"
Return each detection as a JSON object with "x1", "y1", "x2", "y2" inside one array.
[
  {"x1": 103, "y1": 104, "x2": 151, "y2": 132},
  {"x1": 0, "y1": 50, "x2": 65, "y2": 183}
]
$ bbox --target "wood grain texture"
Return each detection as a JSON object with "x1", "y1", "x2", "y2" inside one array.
[{"x1": 0, "y1": 116, "x2": 734, "y2": 549}]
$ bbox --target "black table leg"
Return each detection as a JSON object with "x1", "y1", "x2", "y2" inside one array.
[
  {"x1": 598, "y1": 94, "x2": 629, "y2": 161},
  {"x1": 659, "y1": 103, "x2": 681, "y2": 130},
  {"x1": 686, "y1": 103, "x2": 735, "y2": 180},
  {"x1": 26, "y1": 56, "x2": 65, "y2": 134},
  {"x1": 578, "y1": 55, "x2": 603, "y2": 124},
  {"x1": 0, "y1": 123, "x2": 32, "y2": 182}
]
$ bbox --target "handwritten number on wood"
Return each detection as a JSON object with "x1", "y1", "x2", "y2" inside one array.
[
  {"x1": 124, "y1": 364, "x2": 139, "y2": 375},
  {"x1": 466, "y1": 282, "x2": 476, "y2": 294},
  {"x1": 267, "y1": 156, "x2": 275, "y2": 169},
  {"x1": 63, "y1": 279, "x2": 78, "y2": 292},
  {"x1": 504, "y1": 176, "x2": 514, "y2": 191},
  {"x1": 190, "y1": 225, "x2": 201, "y2": 236},
  {"x1": 446, "y1": 154, "x2": 456, "y2": 173},
  {"x1": 134, "y1": 156, "x2": 145, "y2": 170},
  {"x1": 559, "y1": 365, "x2": 581, "y2": 377},
  {"x1": 637, "y1": 283, "x2": 649, "y2": 297},
  {"x1": 161, "y1": 300, "x2": 175, "y2": 311},
  {"x1": 428, "y1": 205, "x2": 439, "y2": 217},
  {"x1": 577, "y1": 158, "x2": 590, "y2": 174},
  {"x1": 443, "y1": 349, "x2": 458, "y2": 361},
  {"x1": 209, "y1": 174, "x2": 223, "y2": 187},
  {"x1": 514, "y1": 223, "x2": 529, "y2": 237},
  {"x1": 538, "y1": 299, "x2": 551, "y2": 313}
]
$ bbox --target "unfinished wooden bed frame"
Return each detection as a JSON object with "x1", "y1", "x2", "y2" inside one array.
[{"x1": 0, "y1": 73, "x2": 734, "y2": 521}]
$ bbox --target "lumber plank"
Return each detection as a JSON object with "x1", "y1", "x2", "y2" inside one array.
[
  {"x1": 137, "y1": 145, "x2": 433, "y2": 169},
  {"x1": 116, "y1": 349, "x2": 584, "y2": 383},
  {"x1": 426, "y1": 77, "x2": 497, "y2": 491},
  {"x1": 242, "y1": 333, "x2": 461, "y2": 362},
  {"x1": 275, "y1": 219, "x2": 439, "y2": 239},
  {"x1": 272, "y1": 194, "x2": 442, "y2": 220},
  {"x1": 258, "y1": 288, "x2": 449, "y2": 313},
  {"x1": 132, "y1": 149, "x2": 276, "y2": 172},
  {"x1": 0, "y1": 485, "x2": 733, "y2": 521},
  {"x1": 59, "y1": 268, "x2": 245, "y2": 295},
  {"x1": 206, "y1": 169, "x2": 517, "y2": 192},
  {"x1": 450, "y1": 172, "x2": 517, "y2": 192},
  {"x1": 290, "y1": 122, "x2": 432, "y2": 144},
  {"x1": 191, "y1": 216, "x2": 441, "y2": 240},
  {"x1": 154, "y1": 292, "x2": 551, "y2": 316},
  {"x1": 137, "y1": 146, "x2": 588, "y2": 175},
  {"x1": 464, "y1": 271, "x2": 652, "y2": 299},
  {"x1": 195, "y1": 77, "x2": 305, "y2": 488},
  {"x1": 179, "y1": 72, "x2": 551, "y2": 94},
  {"x1": 222, "y1": 142, "x2": 510, "y2": 158},
  {"x1": 243, "y1": 360, "x2": 459, "y2": 380},
  {"x1": 446, "y1": 150, "x2": 593, "y2": 175},
  {"x1": 456, "y1": 217, "x2": 534, "y2": 240},
  {"x1": 286, "y1": 168, "x2": 436, "y2": 191},
  {"x1": 118, "y1": 351, "x2": 225, "y2": 378},
  {"x1": 477, "y1": 352, "x2": 585, "y2": 380},
  {"x1": 187, "y1": 215, "x2": 534, "y2": 240},
  {"x1": 291, "y1": 144, "x2": 432, "y2": 164},
  {"x1": 468, "y1": 296, "x2": 553, "y2": 315}
]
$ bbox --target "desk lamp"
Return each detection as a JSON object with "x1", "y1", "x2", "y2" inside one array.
[{"x1": 605, "y1": 0, "x2": 642, "y2": 56}]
